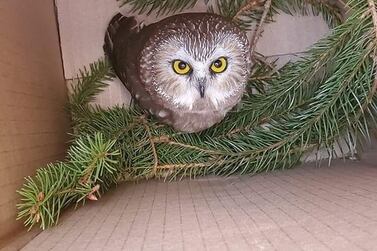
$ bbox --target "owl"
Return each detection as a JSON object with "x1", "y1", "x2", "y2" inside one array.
[{"x1": 104, "y1": 12, "x2": 251, "y2": 133}]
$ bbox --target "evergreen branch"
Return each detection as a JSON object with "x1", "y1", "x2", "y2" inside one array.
[
  {"x1": 140, "y1": 116, "x2": 159, "y2": 173},
  {"x1": 211, "y1": 0, "x2": 344, "y2": 30},
  {"x1": 210, "y1": 0, "x2": 270, "y2": 30},
  {"x1": 68, "y1": 58, "x2": 115, "y2": 108},
  {"x1": 17, "y1": 133, "x2": 120, "y2": 229},
  {"x1": 68, "y1": 58, "x2": 115, "y2": 131},
  {"x1": 368, "y1": 0, "x2": 377, "y2": 47},
  {"x1": 274, "y1": 0, "x2": 346, "y2": 27},
  {"x1": 233, "y1": 0, "x2": 262, "y2": 21},
  {"x1": 364, "y1": 0, "x2": 377, "y2": 114}
]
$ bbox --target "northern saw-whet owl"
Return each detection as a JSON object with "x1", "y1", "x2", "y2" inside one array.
[{"x1": 104, "y1": 12, "x2": 251, "y2": 132}]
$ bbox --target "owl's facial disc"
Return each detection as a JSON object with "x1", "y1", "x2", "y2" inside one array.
[
  {"x1": 146, "y1": 23, "x2": 251, "y2": 110},
  {"x1": 167, "y1": 53, "x2": 236, "y2": 104},
  {"x1": 172, "y1": 59, "x2": 208, "y2": 98},
  {"x1": 171, "y1": 56, "x2": 229, "y2": 99}
]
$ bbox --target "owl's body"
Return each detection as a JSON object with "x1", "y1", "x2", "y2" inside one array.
[{"x1": 105, "y1": 12, "x2": 251, "y2": 132}]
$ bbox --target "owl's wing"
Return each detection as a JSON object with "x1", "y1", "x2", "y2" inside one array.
[
  {"x1": 104, "y1": 13, "x2": 146, "y2": 99},
  {"x1": 104, "y1": 13, "x2": 174, "y2": 124}
]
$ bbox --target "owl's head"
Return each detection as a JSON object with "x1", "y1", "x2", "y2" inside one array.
[{"x1": 140, "y1": 13, "x2": 251, "y2": 111}]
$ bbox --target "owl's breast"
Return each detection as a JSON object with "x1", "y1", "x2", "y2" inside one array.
[
  {"x1": 169, "y1": 97, "x2": 237, "y2": 133},
  {"x1": 171, "y1": 109, "x2": 227, "y2": 133}
]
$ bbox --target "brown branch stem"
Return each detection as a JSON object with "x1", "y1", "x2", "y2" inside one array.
[
  {"x1": 250, "y1": 0, "x2": 272, "y2": 56},
  {"x1": 156, "y1": 162, "x2": 211, "y2": 170},
  {"x1": 153, "y1": 136, "x2": 224, "y2": 155},
  {"x1": 140, "y1": 116, "x2": 159, "y2": 174},
  {"x1": 232, "y1": 0, "x2": 261, "y2": 21},
  {"x1": 365, "y1": 0, "x2": 377, "y2": 98},
  {"x1": 79, "y1": 152, "x2": 107, "y2": 184}
]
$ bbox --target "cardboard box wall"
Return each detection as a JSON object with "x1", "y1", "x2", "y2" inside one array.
[{"x1": 0, "y1": 0, "x2": 70, "y2": 246}]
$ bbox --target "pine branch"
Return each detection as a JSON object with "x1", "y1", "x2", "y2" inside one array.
[
  {"x1": 68, "y1": 58, "x2": 115, "y2": 132},
  {"x1": 274, "y1": 0, "x2": 346, "y2": 27},
  {"x1": 209, "y1": 0, "x2": 270, "y2": 30},
  {"x1": 17, "y1": 133, "x2": 120, "y2": 229},
  {"x1": 210, "y1": 0, "x2": 345, "y2": 30},
  {"x1": 68, "y1": 58, "x2": 115, "y2": 108},
  {"x1": 233, "y1": 0, "x2": 262, "y2": 20},
  {"x1": 246, "y1": 55, "x2": 278, "y2": 94}
]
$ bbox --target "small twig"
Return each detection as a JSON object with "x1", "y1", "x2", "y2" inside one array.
[
  {"x1": 233, "y1": 0, "x2": 261, "y2": 21},
  {"x1": 313, "y1": 0, "x2": 348, "y2": 22},
  {"x1": 55, "y1": 187, "x2": 77, "y2": 196},
  {"x1": 156, "y1": 163, "x2": 210, "y2": 170},
  {"x1": 140, "y1": 116, "x2": 159, "y2": 173},
  {"x1": 366, "y1": 0, "x2": 377, "y2": 97},
  {"x1": 151, "y1": 135, "x2": 170, "y2": 143},
  {"x1": 112, "y1": 121, "x2": 137, "y2": 140},
  {"x1": 79, "y1": 152, "x2": 107, "y2": 184},
  {"x1": 325, "y1": 0, "x2": 349, "y2": 21},
  {"x1": 249, "y1": 75, "x2": 275, "y2": 81},
  {"x1": 368, "y1": 0, "x2": 377, "y2": 43},
  {"x1": 156, "y1": 143, "x2": 316, "y2": 172},
  {"x1": 153, "y1": 136, "x2": 223, "y2": 155},
  {"x1": 250, "y1": 0, "x2": 272, "y2": 57},
  {"x1": 168, "y1": 141, "x2": 223, "y2": 155},
  {"x1": 253, "y1": 54, "x2": 277, "y2": 74}
]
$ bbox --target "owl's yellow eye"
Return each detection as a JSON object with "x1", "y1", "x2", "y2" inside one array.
[
  {"x1": 172, "y1": 60, "x2": 191, "y2": 75},
  {"x1": 210, "y1": 57, "x2": 228, "y2": 74}
]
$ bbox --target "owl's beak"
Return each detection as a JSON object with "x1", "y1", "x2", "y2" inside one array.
[
  {"x1": 198, "y1": 84, "x2": 206, "y2": 98},
  {"x1": 197, "y1": 78, "x2": 207, "y2": 98}
]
